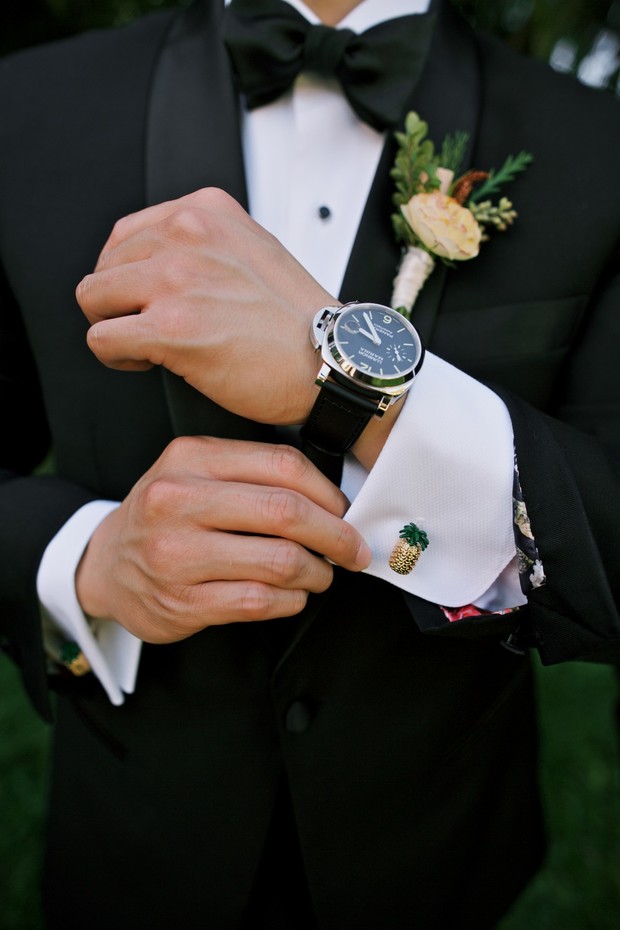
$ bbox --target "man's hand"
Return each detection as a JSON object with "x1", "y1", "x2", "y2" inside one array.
[
  {"x1": 75, "y1": 437, "x2": 371, "y2": 644},
  {"x1": 76, "y1": 188, "x2": 335, "y2": 426}
]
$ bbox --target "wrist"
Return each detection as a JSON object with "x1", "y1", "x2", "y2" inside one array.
[
  {"x1": 352, "y1": 396, "x2": 405, "y2": 471},
  {"x1": 75, "y1": 508, "x2": 118, "y2": 620}
]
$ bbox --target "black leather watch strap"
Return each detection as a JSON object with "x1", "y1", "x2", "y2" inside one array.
[
  {"x1": 300, "y1": 377, "x2": 380, "y2": 483},
  {"x1": 302, "y1": 378, "x2": 379, "y2": 453}
]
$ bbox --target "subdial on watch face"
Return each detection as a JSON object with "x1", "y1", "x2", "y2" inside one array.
[{"x1": 385, "y1": 342, "x2": 411, "y2": 368}]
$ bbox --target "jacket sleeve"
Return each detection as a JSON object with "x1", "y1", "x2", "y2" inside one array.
[
  {"x1": 499, "y1": 256, "x2": 620, "y2": 665},
  {"x1": 0, "y1": 263, "x2": 96, "y2": 720}
]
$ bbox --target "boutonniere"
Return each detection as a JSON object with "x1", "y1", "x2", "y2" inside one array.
[{"x1": 390, "y1": 111, "x2": 533, "y2": 319}]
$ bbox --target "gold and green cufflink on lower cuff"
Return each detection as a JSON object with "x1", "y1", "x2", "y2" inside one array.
[
  {"x1": 60, "y1": 641, "x2": 91, "y2": 677},
  {"x1": 389, "y1": 523, "x2": 429, "y2": 575}
]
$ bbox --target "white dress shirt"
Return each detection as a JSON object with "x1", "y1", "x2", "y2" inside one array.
[{"x1": 37, "y1": 0, "x2": 525, "y2": 706}]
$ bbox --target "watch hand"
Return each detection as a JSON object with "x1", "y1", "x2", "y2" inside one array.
[
  {"x1": 359, "y1": 327, "x2": 379, "y2": 342},
  {"x1": 363, "y1": 312, "x2": 382, "y2": 345}
]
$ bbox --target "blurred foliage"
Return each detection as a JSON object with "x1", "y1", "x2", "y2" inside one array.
[
  {"x1": 1, "y1": 1, "x2": 620, "y2": 93},
  {"x1": 454, "y1": 0, "x2": 620, "y2": 92},
  {"x1": 455, "y1": 0, "x2": 617, "y2": 57}
]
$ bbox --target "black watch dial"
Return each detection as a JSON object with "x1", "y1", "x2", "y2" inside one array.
[{"x1": 332, "y1": 303, "x2": 422, "y2": 383}]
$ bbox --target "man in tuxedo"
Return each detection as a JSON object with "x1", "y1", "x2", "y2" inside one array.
[{"x1": 1, "y1": 0, "x2": 619, "y2": 927}]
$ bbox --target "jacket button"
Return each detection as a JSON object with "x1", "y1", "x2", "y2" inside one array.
[{"x1": 285, "y1": 699, "x2": 312, "y2": 733}]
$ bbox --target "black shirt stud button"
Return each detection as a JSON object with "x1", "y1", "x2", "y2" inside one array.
[{"x1": 285, "y1": 699, "x2": 313, "y2": 733}]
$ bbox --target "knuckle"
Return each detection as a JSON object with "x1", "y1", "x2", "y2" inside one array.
[
  {"x1": 313, "y1": 561, "x2": 334, "y2": 593},
  {"x1": 239, "y1": 582, "x2": 273, "y2": 621},
  {"x1": 164, "y1": 205, "x2": 206, "y2": 242},
  {"x1": 140, "y1": 475, "x2": 181, "y2": 523},
  {"x1": 85, "y1": 321, "x2": 104, "y2": 354},
  {"x1": 109, "y1": 215, "x2": 131, "y2": 246},
  {"x1": 75, "y1": 274, "x2": 91, "y2": 305},
  {"x1": 238, "y1": 583, "x2": 308, "y2": 620},
  {"x1": 162, "y1": 435, "x2": 202, "y2": 465},
  {"x1": 147, "y1": 591, "x2": 195, "y2": 641},
  {"x1": 269, "y1": 540, "x2": 306, "y2": 584},
  {"x1": 260, "y1": 489, "x2": 304, "y2": 532},
  {"x1": 270, "y1": 443, "x2": 311, "y2": 486},
  {"x1": 196, "y1": 186, "x2": 232, "y2": 212},
  {"x1": 285, "y1": 589, "x2": 309, "y2": 616},
  {"x1": 150, "y1": 583, "x2": 180, "y2": 618}
]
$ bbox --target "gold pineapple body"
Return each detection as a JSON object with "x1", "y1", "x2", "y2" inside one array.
[{"x1": 389, "y1": 541, "x2": 422, "y2": 574}]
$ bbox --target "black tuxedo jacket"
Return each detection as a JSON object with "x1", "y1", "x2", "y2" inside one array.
[{"x1": 1, "y1": 2, "x2": 619, "y2": 927}]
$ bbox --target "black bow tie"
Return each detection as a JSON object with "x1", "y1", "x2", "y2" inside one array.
[{"x1": 222, "y1": 0, "x2": 437, "y2": 132}]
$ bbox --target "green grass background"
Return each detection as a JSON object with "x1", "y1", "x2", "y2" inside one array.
[{"x1": 1, "y1": 653, "x2": 619, "y2": 929}]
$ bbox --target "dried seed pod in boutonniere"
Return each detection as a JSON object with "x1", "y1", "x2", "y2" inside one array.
[{"x1": 390, "y1": 111, "x2": 533, "y2": 319}]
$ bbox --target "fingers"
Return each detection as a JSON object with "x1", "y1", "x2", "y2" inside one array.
[
  {"x1": 116, "y1": 574, "x2": 316, "y2": 643},
  {"x1": 76, "y1": 437, "x2": 370, "y2": 643},
  {"x1": 77, "y1": 260, "x2": 153, "y2": 324},
  {"x1": 157, "y1": 436, "x2": 352, "y2": 519},
  {"x1": 138, "y1": 438, "x2": 370, "y2": 571},
  {"x1": 132, "y1": 530, "x2": 334, "y2": 638},
  {"x1": 93, "y1": 191, "x2": 210, "y2": 268},
  {"x1": 138, "y1": 580, "x2": 313, "y2": 641},
  {"x1": 77, "y1": 190, "x2": 255, "y2": 331},
  {"x1": 97, "y1": 188, "x2": 244, "y2": 257},
  {"x1": 88, "y1": 188, "x2": 249, "y2": 281},
  {"x1": 167, "y1": 529, "x2": 335, "y2": 594},
  {"x1": 85, "y1": 312, "x2": 158, "y2": 371},
  {"x1": 191, "y1": 580, "x2": 312, "y2": 626},
  {"x1": 194, "y1": 479, "x2": 367, "y2": 572}
]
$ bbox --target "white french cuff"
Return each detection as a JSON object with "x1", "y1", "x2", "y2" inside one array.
[
  {"x1": 342, "y1": 352, "x2": 518, "y2": 607},
  {"x1": 37, "y1": 499, "x2": 142, "y2": 705}
]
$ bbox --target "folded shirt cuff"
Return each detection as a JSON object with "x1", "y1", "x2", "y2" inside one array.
[
  {"x1": 36, "y1": 500, "x2": 141, "y2": 705},
  {"x1": 342, "y1": 352, "x2": 518, "y2": 607}
]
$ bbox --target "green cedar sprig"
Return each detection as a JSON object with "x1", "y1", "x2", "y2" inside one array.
[
  {"x1": 439, "y1": 130, "x2": 470, "y2": 177},
  {"x1": 468, "y1": 151, "x2": 534, "y2": 203}
]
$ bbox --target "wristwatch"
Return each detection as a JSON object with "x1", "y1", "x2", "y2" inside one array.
[{"x1": 300, "y1": 302, "x2": 424, "y2": 468}]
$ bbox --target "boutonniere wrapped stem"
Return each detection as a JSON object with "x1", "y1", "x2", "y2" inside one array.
[{"x1": 390, "y1": 112, "x2": 533, "y2": 319}]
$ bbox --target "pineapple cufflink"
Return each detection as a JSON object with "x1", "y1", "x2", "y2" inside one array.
[
  {"x1": 60, "y1": 641, "x2": 91, "y2": 677},
  {"x1": 389, "y1": 522, "x2": 429, "y2": 575}
]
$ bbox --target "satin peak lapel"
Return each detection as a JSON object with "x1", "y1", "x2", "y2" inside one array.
[
  {"x1": 340, "y1": 0, "x2": 481, "y2": 346},
  {"x1": 146, "y1": 0, "x2": 272, "y2": 442}
]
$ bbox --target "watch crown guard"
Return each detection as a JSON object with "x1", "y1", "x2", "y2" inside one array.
[{"x1": 311, "y1": 305, "x2": 339, "y2": 350}]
